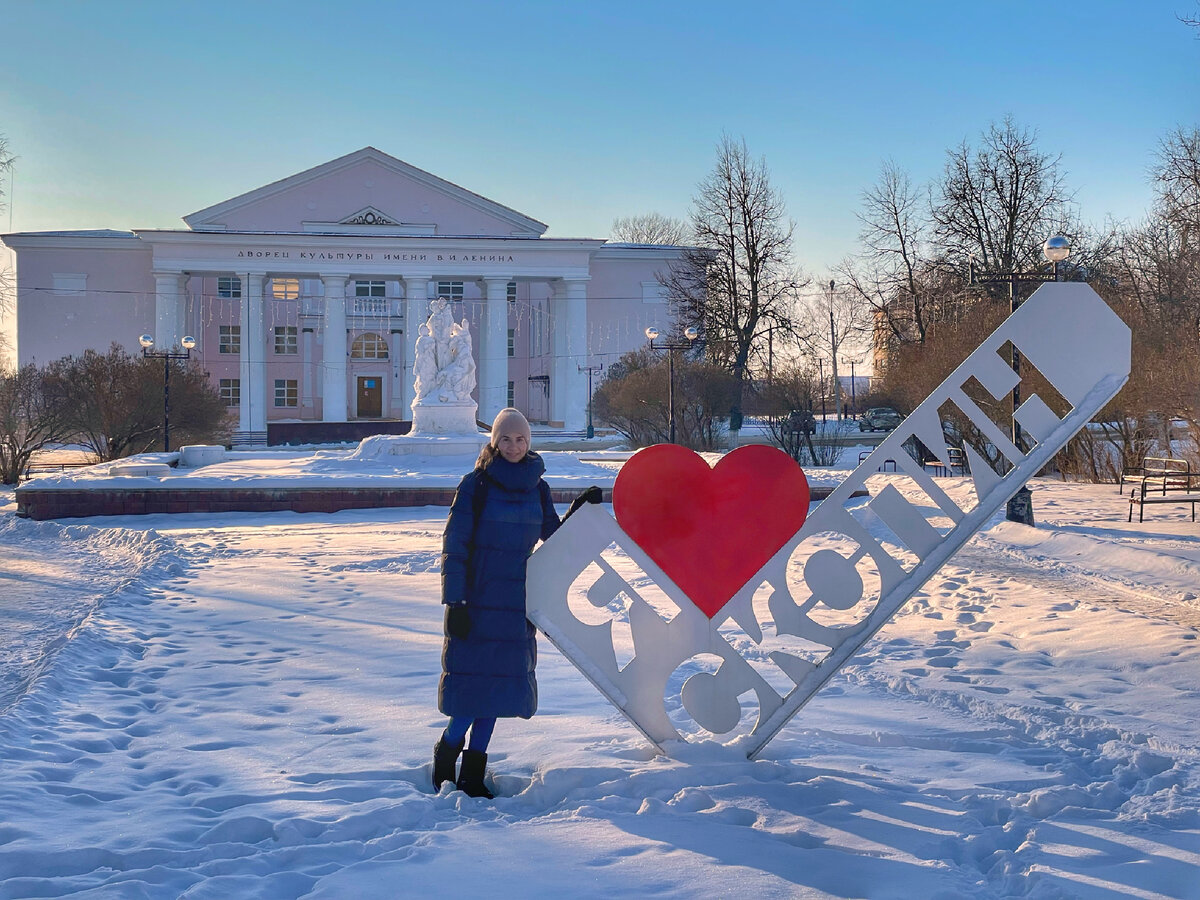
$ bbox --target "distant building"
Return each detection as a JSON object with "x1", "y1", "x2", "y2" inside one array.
[
  {"x1": 837, "y1": 373, "x2": 873, "y2": 413},
  {"x1": 3, "y1": 147, "x2": 685, "y2": 444}
]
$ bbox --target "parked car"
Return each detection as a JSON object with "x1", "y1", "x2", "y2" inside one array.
[
  {"x1": 859, "y1": 407, "x2": 903, "y2": 432},
  {"x1": 785, "y1": 409, "x2": 816, "y2": 435}
]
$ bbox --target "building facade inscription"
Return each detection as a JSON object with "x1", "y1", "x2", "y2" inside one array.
[{"x1": 233, "y1": 249, "x2": 519, "y2": 264}]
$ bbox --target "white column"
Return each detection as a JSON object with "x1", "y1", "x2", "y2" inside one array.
[
  {"x1": 322, "y1": 274, "x2": 349, "y2": 422},
  {"x1": 552, "y1": 276, "x2": 589, "y2": 431},
  {"x1": 480, "y1": 277, "x2": 513, "y2": 423},
  {"x1": 301, "y1": 327, "x2": 315, "y2": 414},
  {"x1": 389, "y1": 328, "x2": 404, "y2": 416},
  {"x1": 402, "y1": 275, "x2": 430, "y2": 416},
  {"x1": 180, "y1": 274, "x2": 193, "y2": 345},
  {"x1": 239, "y1": 273, "x2": 267, "y2": 435},
  {"x1": 153, "y1": 271, "x2": 187, "y2": 349},
  {"x1": 549, "y1": 281, "x2": 566, "y2": 426}
]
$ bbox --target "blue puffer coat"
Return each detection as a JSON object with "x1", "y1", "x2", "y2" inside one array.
[{"x1": 439, "y1": 452, "x2": 560, "y2": 719}]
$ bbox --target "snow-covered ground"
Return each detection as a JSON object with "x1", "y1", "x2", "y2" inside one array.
[{"x1": 2, "y1": 450, "x2": 1200, "y2": 898}]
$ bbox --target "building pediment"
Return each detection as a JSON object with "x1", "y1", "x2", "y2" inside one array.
[
  {"x1": 298, "y1": 205, "x2": 438, "y2": 237},
  {"x1": 183, "y1": 147, "x2": 548, "y2": 238},
  {"x1": 339, "y1": 206, "x2": 398, "y2": 227}
]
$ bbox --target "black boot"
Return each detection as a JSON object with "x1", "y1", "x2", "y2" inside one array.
[
  {"x1": 433, "y1": 733, "x2": 464, "y2": 791},
  {"x1": 456, "y1": 749, "x2": 494, "y2": 799}
]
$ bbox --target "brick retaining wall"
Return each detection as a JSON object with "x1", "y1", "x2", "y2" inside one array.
[{"x1": 14, "y1": 485, "x2": 841, "y2": 521}]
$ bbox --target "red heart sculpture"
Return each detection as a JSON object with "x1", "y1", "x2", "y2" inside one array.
[{"x1": 612, "y1": 444, "x2": 810, "y2": 619}]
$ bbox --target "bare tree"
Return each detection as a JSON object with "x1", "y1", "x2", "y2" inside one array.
[
  {"x1": 0, "y1": 135, "x2": 11, "y2": 199},
  {"x1": 838, "y1": 161, "x2": 936, "y2": 345},
  {"x1": 1152, "y1": 126, "x2": 1200, "y2": 247},
  {"x1": 931, "y1": 117, "x2": 1074, "y2": 275},
  {"x1": 1106, "y1": 127, "x2": 1200, "y2": 437},
  {"x1": 796, "y1": 279, "x2": 867, "y2": 420},
  {"x1": 47, "y1": 347, "x2": 161, "y2": 459},
  {"x1": 0, "y1": 135, "x2": 16, "y2": 365},
  {"x1": 849, "y1": 119, "x2": 1198, "y2": 483},
  {"x1": 756, "y1": 361, "x2": 829, "y2": 464},
  {"x1": 1042, "y1": 125, "x2": 1200, "y2": 479},
  {"x1": 663, "y1": 134, "x2": 805, "y2": 431},
  {"x1": 610, "y1": 212, "x2": 689, "y2": 245},
  {"x1": 1107, "y1": 219, "x2": 1200, "y2": 436},
  {"x1": 592, "y1": 347, "x2": 735, "y2": 450},
  {"x1": 848, "y1": 119, "x2": 1097, "y2": 418},
  {"x1": 1180, "y1": 1, "x2": 1200, "y2": 33},
  {"x1": 0, "y1": 363, "x2": 72, "y2": 484},
  {"x1": 47, "y1": 345, "x2": 231, "y2": 460},
  {"x1": 843, "y1": 122, "x2": 1077, "y2": 377}
]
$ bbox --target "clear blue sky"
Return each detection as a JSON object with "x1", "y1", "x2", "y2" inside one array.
[{"x1": 1, "y1": 0, "x2": 1197, "y2": 277}]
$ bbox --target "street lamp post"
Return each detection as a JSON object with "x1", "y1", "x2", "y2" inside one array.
[
  {"x1": 139, "y1": 334, "x2": 196, "y2": 453},
  {"x1": 645, "y1": 325, "x2": 700, "y2": 445},
  {"x1": 817, "y1": 358, "x2": 826, "y2": 423},
  {"x1": 827, "y1": 280, "x2": 840, "y2": 421},
  {"x1": 842, "y1": 357, "x2": 859, "y2": 418},
  {"x1": 578, "y1": 363, "x2": 604, "y2": 439},
  {"x1": 968, "y1": 235, "x2": 1072, "y2": 524}
]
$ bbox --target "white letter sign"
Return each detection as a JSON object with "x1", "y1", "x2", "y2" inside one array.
[{"x1": 527, "y1": 284, "x2": 1131, "y2": 758}]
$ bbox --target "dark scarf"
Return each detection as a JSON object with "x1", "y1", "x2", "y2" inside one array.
[{"x1": 480, "y1": 451, "x2": 545, "y2": 494}]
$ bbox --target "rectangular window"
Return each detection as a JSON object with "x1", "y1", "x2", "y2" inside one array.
[
  {"x1": 272, "y1": 278, "x2": 300, "y2": 301},
  {"x1": 219, "y1": 378, "x2": 240, "y2": 407},
  {"x1": 507, "y1": 328, "x2": 515, "y2": 358},
  {"x1": 354, "y1": 280, "x2": 386, "y2": 298},
  {"x1": 436, "y1": 281, "x2": 464, "y2": 302},
  {"x1": 218, "y1": 276, "x2": 242, "y2": 299},
  {"x1": 507, "y1": 281, "x2": 517, "y2": 305},
  {"x1": 273, "y1": 326, "x2": 298, "y2": 355},
  {"x1": 52, "y1": 273, "x2": 87, "y2": 296},
  {"x1": 274, "y1": 379, "x2": 298, "y2": 408},
  {"x1": 219, "y1": 325, "x2": 241, "y2": 354},
  {"x1": 507, "y1": 381, "x2": 514, "y2": 407}
]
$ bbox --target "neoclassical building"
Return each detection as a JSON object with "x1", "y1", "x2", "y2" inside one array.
[{"x1": 3, "y1": 147, "x2": 685, "y2": 444}]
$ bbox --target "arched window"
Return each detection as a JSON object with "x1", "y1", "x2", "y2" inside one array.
[{"x1": 351, "y1": 332, "x2": 389, "y2": 359}]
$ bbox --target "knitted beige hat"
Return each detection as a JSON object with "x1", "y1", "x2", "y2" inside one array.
[{"x1": 490, "y1": 407, "x2": 532, "y2": 448}]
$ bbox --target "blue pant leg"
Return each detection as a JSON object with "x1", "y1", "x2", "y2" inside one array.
[
  {"x1": 467, "y1": 717, "x2": 496, "y2": 752},
  {"x1": 445, "y1": 716, "x2": 472, "y2": 746}
]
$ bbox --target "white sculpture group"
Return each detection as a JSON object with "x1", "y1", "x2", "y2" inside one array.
[
  {"x1": 413, "y1": 297, "x2": 476, "y2": 404},
  {"x1": 409, "y1": 297, "x2": 480, "y2": 437},
  {"x1": 527, "y1": 283, "x2": 1133, "y2": 759}
]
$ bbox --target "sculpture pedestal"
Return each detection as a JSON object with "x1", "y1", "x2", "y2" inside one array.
[
  {"x1": 346, "y1": 400, "x2": 486, "y2": 460},
  {"x1": 410, "y1": 400, "x2": 480, "y2": 436},
  {"x1": 350, "y1": 432, "x2": 487, "y2": 459}
]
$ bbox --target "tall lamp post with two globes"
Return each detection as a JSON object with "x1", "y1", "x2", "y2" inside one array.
[
  {"x1": 578, "y1": 363, "x2": 604, "y2": 439},
  {"x1": 968, "y1": 235, "x2": 1072, "y2": 524},
  {"x1": 139, "y1": 334, "x2": 196, "y2": 453},
  {"x1": 645, "y1": 325, "x2": 700, "y2": 445}
]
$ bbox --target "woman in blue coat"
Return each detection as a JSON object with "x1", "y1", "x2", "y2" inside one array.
[{"x1": 434, "y1": 408, "x2": 598, "y2": 798}]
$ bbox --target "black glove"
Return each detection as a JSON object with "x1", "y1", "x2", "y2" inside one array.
[
  {"x1": 446, "y1": 605, "x2": 472, "y2": 639},
  {"x1": 565, "y1": 485, "x2": 603, "y2": 520}
]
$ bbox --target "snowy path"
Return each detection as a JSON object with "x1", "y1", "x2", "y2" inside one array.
[
  {"x1": 0, "y1": 516, "x2": 181, "y2": 714},
  {"x1": 960, "y1": 538, "x2": 1200, "y2": 631},
  {"x1": 1, "y1": 480, "x2": 1200, "y2": 897}
]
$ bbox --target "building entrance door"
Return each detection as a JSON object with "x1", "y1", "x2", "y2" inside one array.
[
  {"x1": 356, "y1": 376, "x2": 383, "y2": 417},
  {"x1": 528, "y1": 375, "x2": 549, "y2": 423}
]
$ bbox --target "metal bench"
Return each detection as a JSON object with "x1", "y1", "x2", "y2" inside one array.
[
  {"x1": 925, "y1": 446, "x2": 966, "y2": 477},
  {"x1": 1119, "y1": 456, "x2": 1191, "y2": 495},
  {"x1": 859, "y1": 450, "x2": 896, "y2": 472},
  {"x1": 20, "y1": 461, "x2": 95, "y2": 479},
  {"x1": 1127, "y1": 470, "x2": 1200, "y2": 522}
]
